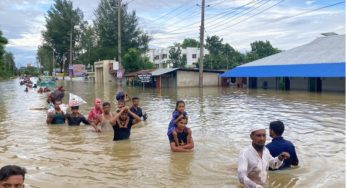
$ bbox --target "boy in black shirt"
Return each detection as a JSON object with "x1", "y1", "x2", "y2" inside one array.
[
  {"x1": 65, "y1": 106, "x2": 90, "y2": 126},
  {"x1": 130, "y1": 97, "x2": 147, "y2": 121}
]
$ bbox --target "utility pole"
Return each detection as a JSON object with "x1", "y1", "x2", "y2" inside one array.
[
  {"x1": 199, "y1": 0, "x2": 205, "y2": 88},
  {"x1": 118, "y1": 0, "x2": 122, "y2": 68},
  {"x1": 69, "y1": 26, "x2": 73, "y2": 80},
  {"x1": 117, "y1": 0, "x2": 122, "y2": 85},
  {"x1": 52, "y1": 49, "x2": 54, "y2": 76}
]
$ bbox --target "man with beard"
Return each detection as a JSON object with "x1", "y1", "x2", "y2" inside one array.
[
  {"x1": 237, "y1": 126, "x2": 290, "y2": 188},
  {"x1": 110, "y1": 102, "x2": 141, "y2": 141}
]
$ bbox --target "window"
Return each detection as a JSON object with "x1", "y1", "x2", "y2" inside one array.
[
  {"x1": 192, "y1": 54, "x2": 197, "y2": 59},
  {"x1": 162, "y1": 54, "x2": 167, "y2": 59},
  {"x1": 154, "y1": 55, "x2": 159, "y2": 60}
]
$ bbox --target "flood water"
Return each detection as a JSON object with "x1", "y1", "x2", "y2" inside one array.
[{"x1": 0, "y1": 78, "x2": 345, "y2": 188}]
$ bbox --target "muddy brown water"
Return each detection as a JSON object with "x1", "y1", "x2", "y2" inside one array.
[{"x1": 0, "y1": 78, "x2": 344, "y2": 188}]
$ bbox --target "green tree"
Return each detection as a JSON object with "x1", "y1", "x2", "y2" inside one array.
[
  {"x1": 203, "y1": 35, "x2": 246, "y2": 70},
  {"x1": 167, "y1": 44, "x2": 186, "y2": 68},
  {"x1": 206, "y1": 35, "x2": 224, "y2": 55},
  {"x1": 37, "y1": 45, "x2": 54, "y2": 74},
  {"x1": 122, "y1": 48, "x2": 153, "y2": 73},
  {"x1": 224, "y1": 43, "x2": 245, "y2": 69},
  {"x1": 181, "y1": 38, "x2": 200, "y2": 48},
  {"x1": 245, "y1": 40, "x2": 281, "y2": 62},
  {"x1": 42, "y1": 0, "x2": 84, "y2": 73},
  {"x1": 3, "y1": 52, "x2": 16, "y2": 76},
  {"x1": 0, "y1": 31, "x2": 17, "y2": 78},
  {"x1": 94, "y1": 0, "x2": 151, "y2": 61},
  {"x1": 21, "y1": 66, "x2": 39, "y2": 76},
  {"x1": 75, "y1": 23, "x2": 97, "y2": 66},
  {"x1": 0, "y1": 30, "x2": 8, "y2": 77}
]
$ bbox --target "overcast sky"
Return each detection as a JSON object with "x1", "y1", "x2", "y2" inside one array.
[{"x1": 0, "y1": 0, "x2": 345, "y2": 67}]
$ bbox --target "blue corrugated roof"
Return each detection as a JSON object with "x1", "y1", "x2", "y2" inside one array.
[{"x1": 220, "y1": 63, "x2": 345, "y2": 78}]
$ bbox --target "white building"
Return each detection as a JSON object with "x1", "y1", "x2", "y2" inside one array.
[{"x1": 146, "y1": 47, "x2": 209, "y2": 68}]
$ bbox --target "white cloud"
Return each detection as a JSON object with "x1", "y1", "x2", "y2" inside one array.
[
  {"x1": 1, "y1": 0, "x2": 345, "y2": 66},
  {"x1": 306, "y1": 1, "x2": 315, "y2": 6},
  {"x1": 8, "y1": 32, "x2": 43, "y2": 50},
  {"x1": 146, "y1": 0, "x2": 345, "y2": 52}
]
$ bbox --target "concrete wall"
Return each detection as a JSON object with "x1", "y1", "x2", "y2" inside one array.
[
  {"x1": 161, "y1": 72, "x2": 177, "y2": 88},
  {"x1": 94, "y1": 60, "x2": 116, "y2": 83},
  {"x1": 177, "y1": 71, "x2": 220, "y2": 87},
  {"x1": 257, "y1": 77, "x2": 277, "y2": 89},
  {"x1": 322, "y1": 78, "x2": 345, "y2": 92},
  {"x1": 290, "y1": 78, "x2": 309, "y2": 91},
  {"x1": 251, "y1": 77, "x2": 344, "y2": 92}
]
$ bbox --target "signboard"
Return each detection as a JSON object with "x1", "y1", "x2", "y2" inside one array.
[
  {"x1": 113, "y1": 60, "x2": 119, "y2": 71},
  {"x1": 138, "y1": 73, "x2": 152, "y2": 83},
  {"x1": 117, "y1": 69, "x2": 125, "y2": 78},
  {"x1": 72, "y1": 64, "x2": 86, "y2": 77}
]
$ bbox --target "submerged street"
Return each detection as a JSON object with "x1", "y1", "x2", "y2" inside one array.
[{"x1": 0, "y1": 79, "x2": 344, "y2": 187}]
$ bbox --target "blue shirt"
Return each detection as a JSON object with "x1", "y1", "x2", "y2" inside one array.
[
  {"x1": 130, "y1": 106, "x2": 143, "y2": 117},
  {"x1": 266, "y1": 137, "x2": 299, "y2": 169},
  {"x1": 168, "y1": 128, "x2": 188, "y2": 146},
  {"x1": 167, "y1": 111, "x2": 187, "y2": 135}
]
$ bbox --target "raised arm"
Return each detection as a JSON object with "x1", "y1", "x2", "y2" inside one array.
[
  {"x1": 110, "y1": 108, "x2": 126, "y2": 124},
  {"x1": 174, "y1": 114, "x2": 185, "y2": 125},
  {"x1": 127, "y1": 107, "x2": 141, "y2": 124}
]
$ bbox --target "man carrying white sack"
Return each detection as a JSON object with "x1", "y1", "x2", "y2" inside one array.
[{"x1": 237, "y1": 125, "x2": 290, "y2": 188}]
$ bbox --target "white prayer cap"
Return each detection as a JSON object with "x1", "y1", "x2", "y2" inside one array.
[{"x1": 250, "y1": 125, "x2": 266, "y2": 134}]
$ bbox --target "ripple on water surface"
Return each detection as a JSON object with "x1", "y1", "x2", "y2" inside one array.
[{"x1": 0, "y1": 79, "x2": 344, "y2": 187}]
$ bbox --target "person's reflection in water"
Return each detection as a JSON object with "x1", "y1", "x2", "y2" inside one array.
[
  {"x1": 267, "y1": 171, "x2": 299, "y2": 188},
  {"x1": 47, "y1": 125, "x2": 85, "y2": 146},
  {"x1": 105, "y1": 141, "x2": 140, "y2": 186},
  {"x1": 168, "y1": 152, "x2": 194, "y2": 186}
]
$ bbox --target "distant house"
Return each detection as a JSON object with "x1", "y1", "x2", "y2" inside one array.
[
  {"x1": 146, "y1": 47, "x2": 209, "y2": 68},
  {"x1": 220, "y1": 33, "x2": 345, "y2": 92},
  {"x1": 126, "y1": 68, "x2": 224, "y2": 88}
]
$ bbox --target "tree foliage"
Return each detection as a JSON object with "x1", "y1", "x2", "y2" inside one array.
[
  {"x1": 181, "y1": 38, "x2": 200, "y2": 48},
  {"x1": 203, "y1": 35, "x2": 244, "y2": 70},
  {"x1": 167, "y1": 44, "x2": 186, "y2": 68},
  {"x1": 93, "y1": 0, "x2": 151, "y2": 61},
  {"x1": 123, "y1": 48, "x2": 153, "y2": 73},
  {"x1": 37, "y1": 45, "x2": 54, "y2": 74},
  {"x1": 37, "y1": 0, "x2": 153, "y2": 74},
  {"x1": 75, "y1": 23, "x2": 98, "y2": 66},
  {"x1": 41, "y1": 0, "x2": 84, "y2": 72},
  {"x1": 245, "y1": 40, "x2": 281, "y2": 62},
  {"x1": 0, "y1": 31, "x2": 17, "y2": 78}
]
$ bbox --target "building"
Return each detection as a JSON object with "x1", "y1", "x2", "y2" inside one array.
[
  {"x1": 220, "y1": 33, "x2": 345, "y2": 92},
  {"x1": 124, "y1": 69, "x2": 156, "y2": 87},
  {"x1": 94, "y1": 60, "x2": 119, "y2": 83},
  {"x1": 146, "y1": 47, "x2": 209, "y2": 68},
  {"x1": 135, "y1": 68, "x2": 223, "y2": 88}
]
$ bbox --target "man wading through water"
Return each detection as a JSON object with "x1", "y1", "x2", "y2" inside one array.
[
  {"x1": 237, "y1": 126, "x2": 290, "y2": 188},
  {"x1": 110, "y1": 100, "x2": 141, "y2": 141}
]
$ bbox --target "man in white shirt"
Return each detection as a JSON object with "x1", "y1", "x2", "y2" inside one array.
[{"x1": 237, "y1": 126, "x2": 290, "y2": 188}]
